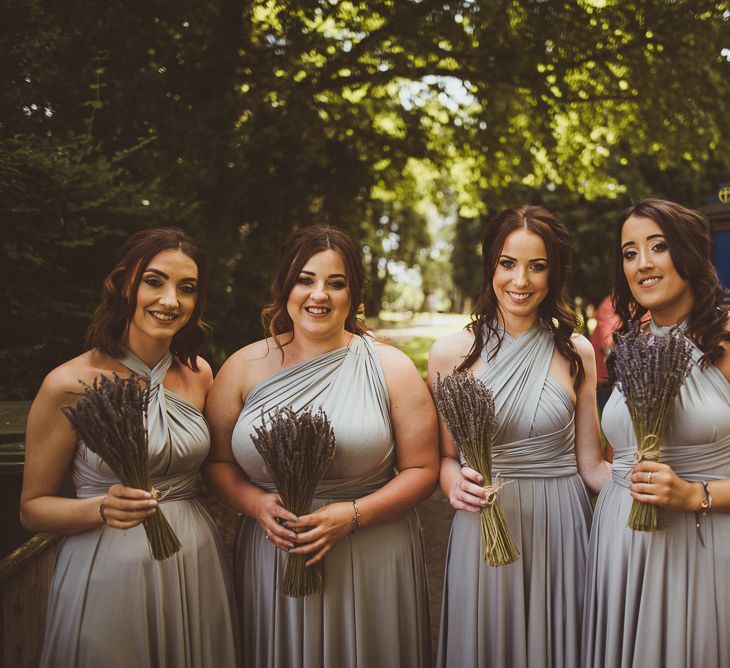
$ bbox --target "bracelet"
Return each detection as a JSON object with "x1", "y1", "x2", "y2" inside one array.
[
  {"x1": 99, "y1": 495, "x2": 108, "y2": 524},
  {"x1": 350, "y1": 499, "x2": 361, "y2": 534},
  {"x1": 698, "y1": 480, "x2": 712, "y2": 515}
]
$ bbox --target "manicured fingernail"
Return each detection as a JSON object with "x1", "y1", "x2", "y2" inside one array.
[
  {"x1": 147, "y1": 508, "x2": 157, "y2": 514},
  {"x1": 287, "y1": 543, "x2": 294, "y2": 550},
  {"x1": 480, "y1": 500, "x2": 487, "y2": 507},
  {"x1": 477, "y1": 475, "x2": 484, "y2": 483},
  {"x1": 290, "y1": 515, "x2": 297, "y2": 521},
  {"x1": 148, "y1": 500, "x2": 158, "y2": 507},
  {"x1": 144, "y1": 492, "x2": 152, "y2": 499}
]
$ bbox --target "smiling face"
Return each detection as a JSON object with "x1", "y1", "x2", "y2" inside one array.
[
  {"x1": 492, "y1": 227, "x2": 549, "y2": 332},
  {"x1": 286, "y1": 249, "x2": 351, "y2": 345},
  {"x1": 620, "y1": 214, "x2": 694, "y2": 325},
  {"x1": 126, "y1": 248, "x2": 199, "y2": 351}
]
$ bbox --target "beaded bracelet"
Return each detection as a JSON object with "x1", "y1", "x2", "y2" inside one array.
[
  {"x1": 99, "y1": 495, "x2": 108, "y2": 524},
  {"x1": 350, "y1": 499, "x2": 361, "y2": 534}
]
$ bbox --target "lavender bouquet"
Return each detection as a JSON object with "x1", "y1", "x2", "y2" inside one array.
[
  {"x1": 612, "y1": 323, "x2": 692, "y2": 531},
  {"x1": 251, "y1": 406, "x2": 336, "y2": 597},
  {"x1": 62, "y1": 374, "x2": 182, "y2": 560},
  {"x1": 433, "y1": 370, "x2": 519, "y2": 566}
]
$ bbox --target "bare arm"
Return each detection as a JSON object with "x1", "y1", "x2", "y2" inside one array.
[
  {"x1": 20, "y1": 366, "x2": 157, "y2": 534},
  {"x1": 572, "y1": 335, "x2": 611, "y2": 494},
  {"x1": 428, "y1": 332, "x2": 489, "y2": 513},
  {"x1": 202, "y1": 350, "x2": 297, "y2": 550},
  {"x1": 290, "y1": 342, "x2": 439, "y2": 565}
]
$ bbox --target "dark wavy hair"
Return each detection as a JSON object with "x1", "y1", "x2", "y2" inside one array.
[
  {"x1": 261, "y1": 225, "x2": 368, "y2": 349},
  {"x1": 611, "y1": 198, "x2": 729, "y2": 368},
  {"x1": 85, "y1": 227, "x2": 208, "y2": 369},
  {"x1": 458, "y1": 205, "x2": 584, "y2": 385}
]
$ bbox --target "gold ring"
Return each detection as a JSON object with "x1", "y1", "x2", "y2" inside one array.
[{"x1": 647, "y1": 472, "x2": 652, "y2": 484}]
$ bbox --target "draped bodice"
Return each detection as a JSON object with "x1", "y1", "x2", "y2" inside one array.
[
  {"x1": 478, "y1": 324, "x2": 577, "y2": 477},
  {"x1": 603, "y1": 327, "x2": 730, "y2": 483},
  {"x1": 72, "y1": 350, "x2": 209, "y2": 500},
  {"x1": 232, "y1": 335, "x2": 395, "y2": 498}
]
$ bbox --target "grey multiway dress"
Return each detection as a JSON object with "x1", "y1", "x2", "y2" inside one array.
[
  {"x1": 40, "y1": 351, "x2": 239, "y2": 668},
  {"x1": 582, "y1": 323, "x2": 730, "y2": 668},
  {"x1": 437, "y1": 324, "x2": 593, "y2": 668},
  {"x1": 231, "y1": 335, "x2": 432, "y2": 668}
]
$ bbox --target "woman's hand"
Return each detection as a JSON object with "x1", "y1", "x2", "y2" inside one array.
[
  {"x1": 449, "y1": 466, "x2": 489, "y2": 513},
  {"x1": 287, "y1": 502, "x2": 354, "y2": 566},
  {"x1": 100, "y1": 484, "x2": 159, "y2": 529},
  {"x1": 254, "y1": 492, "x2": 298, "y2": 552},
  {"x1": 630, "y1": 461, "x2": 703, "y2": 512}
]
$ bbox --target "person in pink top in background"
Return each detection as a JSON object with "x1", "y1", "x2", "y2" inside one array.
[{"x1": 590, "y1": 295, "x2": 620, "y2": 412}]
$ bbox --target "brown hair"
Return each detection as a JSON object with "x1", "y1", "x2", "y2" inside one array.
[
  {"x1": 261, "y1": 225, "x2": 368, "y2": 348},
  {"x1": 611, "y1": 198, "x2": 729, "y2": 368},
  {"x1": 459, "y1": 205, "x2": 584, "y2": 385},
  {"x1": 85, "y1": 227, "x2": 208, "y2": 369}
]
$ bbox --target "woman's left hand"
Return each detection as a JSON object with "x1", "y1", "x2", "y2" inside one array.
[
  {"x1": 630, "y1": 461, "x2": 702, "y2": 512},
  {"x1": 287, "y1": 502, "x2": 354, "y2": 566}
]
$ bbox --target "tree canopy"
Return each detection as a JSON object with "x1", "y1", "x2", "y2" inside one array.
[{"x1": 2, "y1": 0, "x2": 729, "y2": 397}]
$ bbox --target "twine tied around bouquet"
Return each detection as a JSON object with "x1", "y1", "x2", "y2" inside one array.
[
  {"x1": 151, "y1": 485, "x2": 175, "y2": 502},
  {"x1": 634, "y1": 433, "x2": 660, "y2": 463},
  {"x1": 483, "y1": 473, "x2": 513, "y2": 506}
]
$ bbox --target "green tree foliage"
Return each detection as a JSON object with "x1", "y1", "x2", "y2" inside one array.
[{"x1": 1, "y1": 0, "x2": 728, "y2": 397}]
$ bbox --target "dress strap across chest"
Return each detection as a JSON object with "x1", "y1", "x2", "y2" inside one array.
[{"x1": 117, "y1": 349, "x2": 173, "y2": 450}]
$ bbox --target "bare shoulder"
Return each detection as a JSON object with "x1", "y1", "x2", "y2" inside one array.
[
  {"x1": 175, "y1": 356, "x2": 213, "y2": 391},
  {"x1": 373, "y1": 339, "x2": 420, "y2": 378},
  {"x1": 212, "y1": 337, "x2": 285, "y2": 400},
  {"x1": 571, "y1": 333, "x2": 596, "y2": 363},
  {"x1": 429, "y1": 330, "x2": 474, "y2": 367},
  {"x1": 40, "y1": 351, "x2": 115, "y2": 400}
]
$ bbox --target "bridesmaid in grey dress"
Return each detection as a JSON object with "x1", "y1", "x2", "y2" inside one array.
[
  {"x1": 21, "y1": 228, "x2": 238, "y2": 668},
  {"x1": 582, "y1": 198, "x2": 730, "y2": 668},
  {"x1": 429, "y1": 206, "x2": 610, "y2": 668},
  {"x1": 204, "y1": 225, "x2": 438, "y2": 668}
]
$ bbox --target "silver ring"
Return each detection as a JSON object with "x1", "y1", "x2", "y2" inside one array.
[{"x1": 647, "y1": 472, "x2": 652, "y2": 484}]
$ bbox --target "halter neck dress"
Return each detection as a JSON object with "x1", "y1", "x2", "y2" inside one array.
[
  {"x1": 582, "y1": 323, "x2": 730, "y2": 668},
  {"x1": 231, "y1": 335, "x2": 431, "y2": 668},
  {"x1": 437, "y1": 324, "x2": 593, "y2": 668},
  {"x1": 40, "y1": 351, "x2": 239, "y2": 668}
]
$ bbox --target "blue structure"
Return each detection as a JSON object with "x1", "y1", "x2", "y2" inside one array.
[{"x1": 704, "y1": 183, "x2": 730, "y2": 310}]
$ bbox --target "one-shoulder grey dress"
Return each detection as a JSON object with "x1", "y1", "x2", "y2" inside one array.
[
  {"x1": 231, "y1": 335, "x2": 431, "y2": 668},
  {"x1": 437, "y1": 324, "x2": 593, "y2": 668},
  {"x1": 40, "y1": 351, "x2": 239, "y2": 668},
  {"x1": 582, "y1": 324, "x2": 730, "y2": 668}
]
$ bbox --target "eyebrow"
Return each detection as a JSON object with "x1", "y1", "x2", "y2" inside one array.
[
  {"x1": 144, "y1": 268, "x2": 198, "y2": 282},
  {"x1": 299, "y1": 270, "x2": 348, "y2": 280},
  {"x1": 499, "y1": 254, "x2": 548, "y2": 263},
  {"x1": 620, "y1": 233, "x2": 665, "y2": 250}
]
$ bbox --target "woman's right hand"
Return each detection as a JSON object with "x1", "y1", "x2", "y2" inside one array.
[
  {"x1": 100, "y1": 484, "x2": 159, "y2": 529},
  {"x1": 254, "y1": 492, "x2": 298, "y2": 551},
  {"x1": 449, "y1": 466, "x2": 488, "y2": 513}
]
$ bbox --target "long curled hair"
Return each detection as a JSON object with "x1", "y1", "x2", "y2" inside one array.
[
  {"x1": 611, "y1": 198, "x2": 729, "y2": 368},
  {"x1": 458, "y1": 205, "x2": 584, "y2": 385},
  {"x1": 261, "y1": 226, "x2": 368, "y2": 349},
  {"x1": 85, "y1": 227, "x2": 208, "y2": 369}
]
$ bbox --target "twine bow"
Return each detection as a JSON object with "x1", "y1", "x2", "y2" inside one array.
[
  {"x1": 483, "y1": 473, "x2": 513, "y2": 507},
  {"x1": 634, "y1": 433, "x2": 660, "y2": 463},
  {"x1": 151, "y1": 486, "x2": 175, "y2": 502}
]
